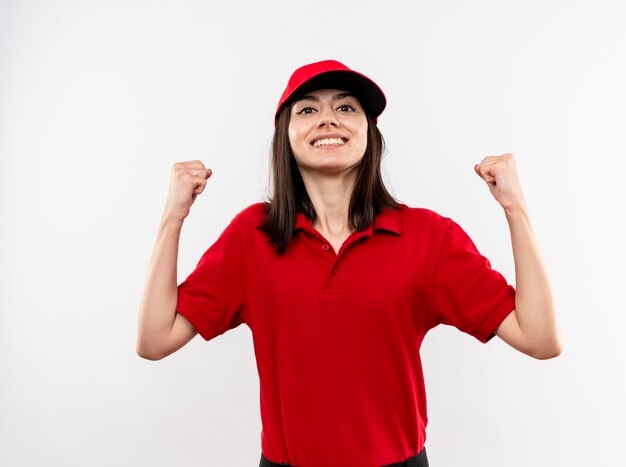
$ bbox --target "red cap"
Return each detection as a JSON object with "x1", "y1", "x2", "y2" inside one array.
[{"x1": 274, "y1": 60, "x2": 386, "y2": 126}]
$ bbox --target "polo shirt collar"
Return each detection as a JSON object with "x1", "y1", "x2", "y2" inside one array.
[
  {"x1": 371, "y1": 207, "x2": 403, "y2": 235},
  {"x1": 294, "y1": 207, "x2": 403, "y2": 235}
]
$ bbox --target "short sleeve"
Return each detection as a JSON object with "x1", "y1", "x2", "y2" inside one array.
[
  {"x1": 176, "y1": 213, "x2": 245, "y2": 341},
  {"x1": 434, "y1": 219, "x2": 516, "y2": 343}
]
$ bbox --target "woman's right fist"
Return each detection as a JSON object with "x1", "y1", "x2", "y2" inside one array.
[{"x1": 163, "y1": 161, "x2": 212, "y2": 222}]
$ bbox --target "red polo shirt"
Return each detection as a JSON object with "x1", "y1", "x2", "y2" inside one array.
[{"x1": 176, "y1": 202, "x2": 516, "y2": 467}]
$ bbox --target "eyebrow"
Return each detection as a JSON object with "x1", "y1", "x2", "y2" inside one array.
[{"x1": 294, "y1": 91, "x2": 356, "y2": 104}]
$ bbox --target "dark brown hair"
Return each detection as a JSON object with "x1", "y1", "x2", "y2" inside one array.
[{"x1": 259, "y1": 103, "x2": 400, "y2": 254}]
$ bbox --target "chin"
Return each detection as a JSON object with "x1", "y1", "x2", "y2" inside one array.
[{"x1": 301, "y1": 159, "x2": 362, "y2": 175}]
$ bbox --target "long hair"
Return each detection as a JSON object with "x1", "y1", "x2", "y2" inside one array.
[{"x1": 259, "y1": 104, "x2": 400, "y2": 254}]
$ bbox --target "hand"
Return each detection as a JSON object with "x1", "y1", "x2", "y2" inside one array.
[
  {"x1": 474, "y1": 153, "x2": 526, "y2": 212},
  {"x1": 162, "y1": 160, "x2": 212, "y2": 222}
]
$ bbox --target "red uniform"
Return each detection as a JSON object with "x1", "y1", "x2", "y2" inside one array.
[{"x1": 176, "y1": 202, "x2": 516, "y2": 467}]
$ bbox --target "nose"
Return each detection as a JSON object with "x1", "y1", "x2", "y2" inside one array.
[{"x1": 317, "y1": 106, "x2": 339, "y2": 128}]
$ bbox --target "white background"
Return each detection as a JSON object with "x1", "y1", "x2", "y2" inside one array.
[{"x1": 1, "y1": 1, "x2": 625, "y2": 466}]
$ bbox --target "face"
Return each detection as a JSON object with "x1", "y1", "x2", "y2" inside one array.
[{"x1": 288, "y1": 89, "x2": 368, "y2": 175}]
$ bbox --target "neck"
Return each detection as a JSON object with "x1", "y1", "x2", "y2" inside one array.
[{"x1": 299, "y1": 168, "x2": 357, "y2": 236}]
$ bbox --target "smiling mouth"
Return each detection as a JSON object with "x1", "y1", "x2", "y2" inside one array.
[{"x1": 312, "y1": 137, "x2": 347, "y2": 148}]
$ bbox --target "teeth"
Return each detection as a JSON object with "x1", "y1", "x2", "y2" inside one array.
[{"x1": 313, "y1": 138, "x2": 345, "y2": 148}]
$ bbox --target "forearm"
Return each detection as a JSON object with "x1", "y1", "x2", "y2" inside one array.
[
  {"x1": 506, "y1": 206, "x2": 561, "y2": 357},
  {"x1": 136, "y1": 215, "x2": 184, "y2": 358}
]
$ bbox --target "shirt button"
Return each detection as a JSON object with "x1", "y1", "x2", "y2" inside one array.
[
  {"x1": 332, "y1": 269, "x2": 338, "y2": 274},
  {"x1": 322, "y1": 244, "x2": 330, "y2": 251}
]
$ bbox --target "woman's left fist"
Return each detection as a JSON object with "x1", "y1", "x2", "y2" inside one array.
[{"x1": 474, "y1": 153, "x2": 527, "y2": 212}]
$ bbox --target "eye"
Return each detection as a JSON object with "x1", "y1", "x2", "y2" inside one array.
[
  {"x1": 337, "y1": 104, "x2": 355, "y2": 112},
  {"x1": 296, "y1": 107, "x2": 316, "y2": 115}
]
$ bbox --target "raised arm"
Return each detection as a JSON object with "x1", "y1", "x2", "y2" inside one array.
[
  {"x1": 474, "y1": 154, "x2": 562, "y2": 359},
  {"x1": 136, "y1": 161, "x2": 212, "y2": 360}
]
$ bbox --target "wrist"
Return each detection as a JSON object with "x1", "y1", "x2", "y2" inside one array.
[
  {"x1": 160, "y1": 212, "x2": 186, "y2": 230},
  {"x1": 504, "y1": 204, "x2": 531, "y2": 227}
]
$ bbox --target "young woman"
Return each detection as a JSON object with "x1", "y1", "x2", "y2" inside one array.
[{"x1": 136, "y1": 60, "x2": 561, "y2": 467}]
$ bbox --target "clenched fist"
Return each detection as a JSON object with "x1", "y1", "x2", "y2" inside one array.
[
  {"x1": 163, "y1": 160, "x2": 212, "y2": 222},
  {"x1": 474, "y1": 153, "x2": 527, "y2": 213}
]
